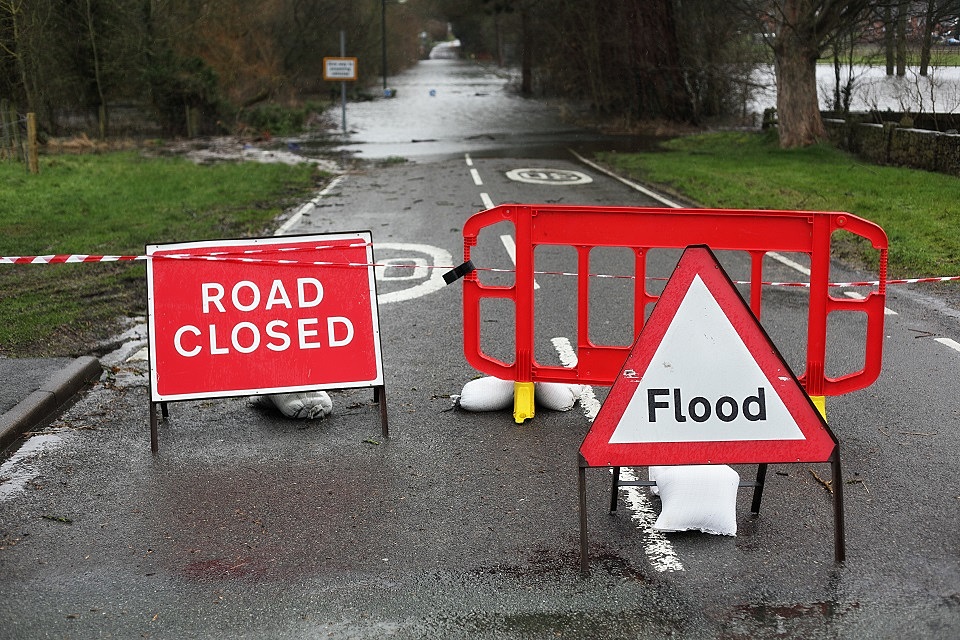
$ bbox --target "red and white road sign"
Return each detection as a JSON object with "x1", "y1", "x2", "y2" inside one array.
[
  {"x1": 580, "y1": 245, "x2": 836, "y2": 467},
  {"x1": 146, "y1": 232, "x2": 383, "y2": 401}
]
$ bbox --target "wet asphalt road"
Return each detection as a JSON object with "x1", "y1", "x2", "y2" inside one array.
[{"x1": 1, "y1": 59, "x2": 959, "y2": 639}]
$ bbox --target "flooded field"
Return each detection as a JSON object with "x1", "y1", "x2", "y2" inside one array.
[{"x1": 751, "y1": 63, "x2": 960, "y2": 115}]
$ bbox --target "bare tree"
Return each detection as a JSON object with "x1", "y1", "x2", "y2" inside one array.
[
  {"x1": 918, "y1": 0, "x2": 960, "y2": 76},
  {"x1": 895, "y1": 0, "x2": 908, "y2": 76},
  {"x1": 82, "y1": 0, "x2": 108, "y2": 137},
  {"x1": 0, "y1": 0, "x2": 48, "y2": 113},
  {"x1": 760, "y1": 0, "x2": 874, "y2": 147}
]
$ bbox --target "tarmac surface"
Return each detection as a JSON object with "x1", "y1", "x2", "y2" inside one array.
[{"x1": 0, "y1": 356, "x2": 102, "y2": 453}]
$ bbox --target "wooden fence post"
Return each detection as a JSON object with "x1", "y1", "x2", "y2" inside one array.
[{"x1": 26, "y1": 112, "x2": 39, "y2": 174}]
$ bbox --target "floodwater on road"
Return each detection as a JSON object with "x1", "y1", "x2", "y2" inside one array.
[
  {"x1": 307, "y1": 59, "x2": 664, "y2": 162},
  {"x1": 306, "y1": 58, "x2": 960, "y2": 163}
]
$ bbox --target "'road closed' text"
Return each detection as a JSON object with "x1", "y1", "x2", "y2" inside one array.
[{"x1": 172, "y1": 277, "x2": 355, "y2": 357}]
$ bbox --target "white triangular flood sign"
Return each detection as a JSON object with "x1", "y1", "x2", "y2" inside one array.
[{"x1": 609, "y1": 274, "x2": 804, "y2": 444}]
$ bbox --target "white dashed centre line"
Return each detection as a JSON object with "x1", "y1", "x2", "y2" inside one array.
[
  {"x1": 500, "y1": 235, "x2": 539, "y2": 290},
  {"x1": 767, "y1": 251, "x2": 810, "y2": 275},
  {"x1": 551, "y1": 336, "x2": 683, "y2": 572},
  {"x1": 843, "y1": 290, "x2": 897, "y2": 315},
  {"x1": 935, "y1": 337, "x2": 960, "y2": 353}
]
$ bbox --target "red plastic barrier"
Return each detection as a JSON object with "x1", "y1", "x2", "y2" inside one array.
[{"x1": 461, "y1": 205, "x2": 887, "y2": 406}]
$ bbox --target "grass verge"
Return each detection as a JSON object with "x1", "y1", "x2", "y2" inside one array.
[
  {"x1": 0, "y1": 151, "x2": 324, "y2": 357},
  {"x1": 596, "y1": 130, "x2": 960, "y2": 280}
]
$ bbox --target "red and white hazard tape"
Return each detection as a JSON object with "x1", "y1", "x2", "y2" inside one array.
[
  {"x1": 3, "y1": 251, "x2": 960, "y2": 289},
  {"x1": 0, "y1": 241, "x2": 371, "y2": 265}
]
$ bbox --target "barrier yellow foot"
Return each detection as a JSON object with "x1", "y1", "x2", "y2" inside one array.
[
  {"x1": 513, "y1": 381, "x2": 535, "y2": 423},
  {"x1": 812, "y1": 395, "x2": 827, "y2": 421}
]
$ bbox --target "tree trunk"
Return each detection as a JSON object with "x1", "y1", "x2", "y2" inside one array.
[
  {"x1": 884, "y1": 5, "x2": 895, "y2": 76},
  {"x1": 919, "y1": 0, "x2": 936, "y2": 77},
  {"x1": 773, "y1": 34, "x2": 824, "y2": 148},
  {"x1": 626, "y1": 0, "x2": 692, "y2": 122},
  {"x1": 896, "y1": 0, "x2": 907, "y2": 77},
  {"x1": 520, "y1": 7, "x2": 532, "y2": 95},
  {"x1": 4, "y1": 0, "x2": 37, "y2": 114},
  {"x1": 84, "y1": 0, "x2": 108, "y2": 139}
]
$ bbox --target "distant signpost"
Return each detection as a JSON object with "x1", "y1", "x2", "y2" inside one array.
[{"x1": 324, "y1": 48, "x2": 358, "y2": 133}]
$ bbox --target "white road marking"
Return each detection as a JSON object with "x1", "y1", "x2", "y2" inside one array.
[
  {"x1": 275, "y1": 175, "x2": 346, "y2": 235},
  {"x1": 551, "y1": 336, "x2": 683, "y2": 572},
  {"x1": 569, "y1": 149, "x2": 682, "y2": 208},
  {"x1": 500, "y1": 235, "x2": 539, "y2": 290},
  {"x1": 373, "y1": 243, "x2": 454, "y2": 304},
  {"x1": 844, "y1": 290, "x2": 897, "y2": 315},
  {"x1": 274, "y1": 178, "x2": 450, "y2": 304},
  {"x1": 464, "y1": 153, "x2": 474, "y2": 167},
  {"x1": 505, "y1": 168, "x2": 593, "y2": 185},
  {"x1": 0, "y1": 434, "x2": 62, "y2": 502},
  {"x1": 480, "y1": 192, "x2": 495, "y2": 210},
  {"x1": 767, "y1": 251, "x2": 810, "y2": 275},
  {"x1": 470, "y1": 168, "x2": 483, "y2": 186},
  {"x1": 935, "y1": 337, "x2": 960, "y2": 353}
]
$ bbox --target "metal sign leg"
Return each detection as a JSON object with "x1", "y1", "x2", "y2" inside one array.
[
  {"x1": 579, "y1": 464, "x2": 590, "y2": 577},
  {"x1": 609, "y1": 466, "x2": 621, "y2": 513},
  {"x1": 150, "y1": 402, "x2": 169, "y2": 454},
  {"x1": 832, "y1": 451, "x2": 846, "y2": 563},
  {"x1": 377, "y1": 385, "x2": 389, "y2": 438},
  {"x1": 750, "y1": 463, "x2": 768, "y2": 514},
  {"x1": 150, "y1": 403, "x2": 158, "y2": 453}
]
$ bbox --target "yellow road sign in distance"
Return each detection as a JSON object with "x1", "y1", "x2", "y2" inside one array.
[{"x1": 323, "y1": 57, "x2": 358, "y2": 81}]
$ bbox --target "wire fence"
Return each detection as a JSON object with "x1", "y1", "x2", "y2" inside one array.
[
  {"x1": 1, "y1": 99, "x2": 27, "y2": 164},
  {"x1": 1, "y1": 100, "x2": 40, "y2": 173}
]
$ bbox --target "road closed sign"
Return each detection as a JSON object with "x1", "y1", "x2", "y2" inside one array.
[{"x1": 146, "y1": 232, "x2": 383, "y2": 401}]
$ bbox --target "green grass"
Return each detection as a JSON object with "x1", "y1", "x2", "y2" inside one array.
[
  {"x1": 596, "y1": 130, "x2": 960, "y2": 279},
  {"x1": 0, "y1": 152, "x2": 323, "y2": 356}
]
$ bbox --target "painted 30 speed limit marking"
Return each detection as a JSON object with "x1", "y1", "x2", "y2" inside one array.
[{"x1": 505, "y1": 168, "x2": 593, "y2": 185}]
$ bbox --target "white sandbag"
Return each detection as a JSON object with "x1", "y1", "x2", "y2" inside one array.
[
  {"x1": 264, "y1": 391, "x2": 333, "y2": 419},
  {"x1": 455, "y1": 376, "x2": 514, "y2": 412},
  {"x1": 534, "y1": 381, "x2": 583, "y2": 411},
  {"x1": 652, "y1": 465, "x2": 739, "y2": 536}
]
